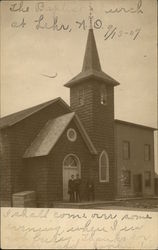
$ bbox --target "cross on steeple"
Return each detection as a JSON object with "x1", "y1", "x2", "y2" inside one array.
[{"x1": 89, "y1": 4, "x2": 93, "y2": 29}]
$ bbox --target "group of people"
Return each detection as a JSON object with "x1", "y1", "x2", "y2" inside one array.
[
  {"x1": 68, "y1": 174, "x2": 81, "y2": 202},
  {"x1": 68, "y1": 174, "x2": 95, "y2": 202}
]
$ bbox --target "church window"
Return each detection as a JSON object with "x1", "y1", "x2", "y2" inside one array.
[
  {"x1": 144, "y1": 171, "x2": 151, "y2": 187},
  {"x1": 99, "y1": 151, "x2": 109, "y2": 182},
  {"x1": 100, "y1": 84, "x2": 107, "y2": 105},
  {"x1": 67, "y1": 128, "x2": 77, "y2": 142},
  {"x1": 63, "y1": 154, "x2": 80, "y2": 169},
  {"x1": 123, "y1": 141, "x2": 130, "y2": 160},
  {"x1": 78, "y1": 88, "x2": 84, "y2": 106},
  {"x1": 144, "y1": 144, "x2": 150, "y2": 161},
  {"x1": 122, "y1": 170, "x2": 131, "y2": 186}
]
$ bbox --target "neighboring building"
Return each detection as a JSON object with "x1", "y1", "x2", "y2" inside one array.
[
  {"x1": 0, "y1": 28, "x2": 156, "y2": 207},
  {"x1": 154, "y1": 173, "x2": 158, "y2": 196},
  {"x1": 115, "y1": 120, "x2": 155, "y2": 198}
]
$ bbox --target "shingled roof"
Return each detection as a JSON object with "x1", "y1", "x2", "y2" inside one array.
[
  {"x1": 65, "y1": 29, "x2": 120, "y2": 87},
  {"x1": 23, "y1": 112, "x2": 97, "y2": 157},
  {"x1": 0, "y1": 97, "x2": 70, "y2": 129}
]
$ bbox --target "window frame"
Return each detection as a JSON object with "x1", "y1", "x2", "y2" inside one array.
[
  {"x1": 144, "y1": 171, "x2": 151, "y2": 187},
  {"x1": 99, "y1": 150, "x2": 109, "y2": 183},
  {"x1": 122, "y1": 170, "x2": 131, "y2": 187},
  {"x1": 63, "y1": 154, "x2": 80, "y2": 169},
  {"x1": 78, "y1": 87, "x2": 84, "y2": 106},
  {"x1": 144, "y1": 144, "x2": 151, "y2": 161},
  {"x1": 67, "y1": 128, "x2": 77, "y2": 142},
  {"x1": 100, "y1": 84, "x2": 107, "y2": 106},
  {"x1": 122, "y1": 141, "x2": 130, "y2": 160}
]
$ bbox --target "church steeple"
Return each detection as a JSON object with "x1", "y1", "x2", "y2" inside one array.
[
  {"x1": 64, "y1": 23, "x2": 119, "y2": 201},
  {"x1": 64, "y1": 29, "x2": 119, "y2": 88},
  {"x1": 82, "y1": 28, "x2": 101, "y2": 72}
]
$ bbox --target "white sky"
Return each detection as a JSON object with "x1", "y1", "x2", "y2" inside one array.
[{"x1": 1, "y1": 0, "x2": 157, "y2": 170}]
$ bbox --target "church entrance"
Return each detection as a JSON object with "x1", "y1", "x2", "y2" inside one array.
[{"x1": 63, "y1": 154, "x2": 81, "y2": 201}]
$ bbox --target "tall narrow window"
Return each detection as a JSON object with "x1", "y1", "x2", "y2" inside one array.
[
  {"x1": 78, "y1": 88, "x2": 84, "y2": 106},
  {"x1": 100, "y1": 84, "x2": 107, "y2": 105},
  {"x1": 144, "y1": 144, "x2": 150, "y2": 161},
  {"x1": 123, "y1": 141, "x2": 130, "y2": 160},
  {"x1": 144, "y1": 171, "x2": 151, "y2": 187},
  {"x1": 99, "y1": 151, "x2": 109, "y2": 182},
  {"x1": 122, "y1": 170, "x2": 131, "y2": 186}
]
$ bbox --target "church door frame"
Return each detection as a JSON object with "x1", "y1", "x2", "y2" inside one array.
[{"x1": 63, "y1": 154, "x2": 81, "y2": 201}]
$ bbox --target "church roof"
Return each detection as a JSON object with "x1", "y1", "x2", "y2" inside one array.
[
  {"x1": 65, "y1": 29, "x2": 120, "y2": 87},
  {"x1": 0, "y1": 97, "x2": 70, "y2": 129},
  {"x1": 115, "y1": 119, "x2": 157, "y2": 131},
  {"x1": 23, "y1": 112, "x2": 97, "y2": 158},
  {"x1": 65, "y1": 69, "x2": 120, "y2": 87}
]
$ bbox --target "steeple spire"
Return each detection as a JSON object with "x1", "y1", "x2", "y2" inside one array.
[
  {"x1": 82, "y1": 4, "x2": 101, "y2": 72},
  {"x1": 64, "y1": 12, "x2": 120, "y2": 88},
  {"x1": 82, "y1": 29, "x2": 101, "y2": 72}
]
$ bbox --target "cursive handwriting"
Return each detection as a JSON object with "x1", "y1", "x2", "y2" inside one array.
[
  {"x1": 54, "y1": 211, "x2": 87, "y2": 219},
  {"x1": 2, "y1": 208, "x2": 156, "y2": 249},
  {"x1": 11, "y1": 18, "x2": 26, "y2": 28},
  {"x1": 105, "y1": 0, "x2": 143, "y2": 14},
  {"x1": 10, "y1": 1, "x2": 29, "y2": 12},
  {"x1": 10, "y1": 12, "x2": 141, "y2": 41},
  {"x1": 34, "y1": 15, "x2": 71, "y2": 32},
  {"x1": 91, "y1": 213, "x2": 117, "y2": 220},
  {"x1": 121, "y1": 213, "x2": 152, "y2": 220},
  {"x1": 4, "y1": 208, "x2": 50, "y2": 218}
]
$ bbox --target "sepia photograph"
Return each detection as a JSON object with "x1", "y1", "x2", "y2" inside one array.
[{"x1": 0, "y1": 0, "x2": 158, "y2": 249}]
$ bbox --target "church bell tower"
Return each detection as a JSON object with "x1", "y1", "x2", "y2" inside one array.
[
  {"x1": 65, "y1": 28, "x2": 119, "y2": 152},
  {"x1": 64, "y1": 28, "x2": 120, "y2": 199}
]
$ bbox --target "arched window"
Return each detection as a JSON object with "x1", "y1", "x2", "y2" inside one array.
[
  {"x1": 63, "y1": 154, "x2": 80, "y2": 169},
  {"x1": 99, "y1": 151, "x2": 109, "y2": 182}
]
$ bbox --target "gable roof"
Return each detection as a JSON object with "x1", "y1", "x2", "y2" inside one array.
[
  {"x1": 115, "y1": 119, "x2": 157, "y2": 131},
  {"x1": 23, "y1": 112, "x2": 97, "y2": 158},
  {"x1": 64, "y1": 29, "x2": 120, "y2": 88},
  {"x1": 0, "y1": 97, "x2": 70, "y2": 129}
]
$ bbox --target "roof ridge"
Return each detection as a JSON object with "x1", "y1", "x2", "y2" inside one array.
[
  {"x1": 0, "y1": 97, "x2": 70, "y2": 129},
  {"x1": 115, "y1": 119, "x2": 157, "y2": 130},
  {"x1": 1, "y1": 97, "x2": 60, "y2": 120}
]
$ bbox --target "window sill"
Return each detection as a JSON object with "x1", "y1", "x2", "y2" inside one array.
[{"x1": 99, "y1": 180, "x2": 109, "y2": 183}]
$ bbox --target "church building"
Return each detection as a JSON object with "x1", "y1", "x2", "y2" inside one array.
[{"x1": 0, "y1": 28, "x2": 156, "y2": 207}]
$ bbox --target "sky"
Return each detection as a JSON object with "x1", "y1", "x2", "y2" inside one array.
[{"x1": 1, "y1": 0, "x2": 157, "y2": 169}]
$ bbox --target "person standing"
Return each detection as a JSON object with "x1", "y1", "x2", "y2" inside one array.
[
  {"x1": 87, "y1": 177, "x2": 95, "y2": 201},
  {"x1": 68, "y1": 175, "x2": 75, "y2": 202},
  {"x1": 74, "y1": 174, "x2": 81, "y2": 202}
]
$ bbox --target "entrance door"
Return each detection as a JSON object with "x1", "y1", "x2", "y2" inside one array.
[
  {"x1": 63, "y1": 154, "x2": 81, "y2": 201},
  {"x1": 133, "y1": 174, "x2": 142, "y2": 196}
]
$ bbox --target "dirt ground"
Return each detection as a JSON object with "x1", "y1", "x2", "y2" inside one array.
[{"x1": 94, "y1": 198, "x2": 158, "y2": 211}]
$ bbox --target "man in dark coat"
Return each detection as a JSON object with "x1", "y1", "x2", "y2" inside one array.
[
  {"x1": 87, "y1": 177, "x2": 95, "y2": 201},
  {"x1": 74, "y1": 174, "x2": 81, "y2": 202},
  {"x1": 68, "y1": 175, "x2": 75, "y2": 202}
]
